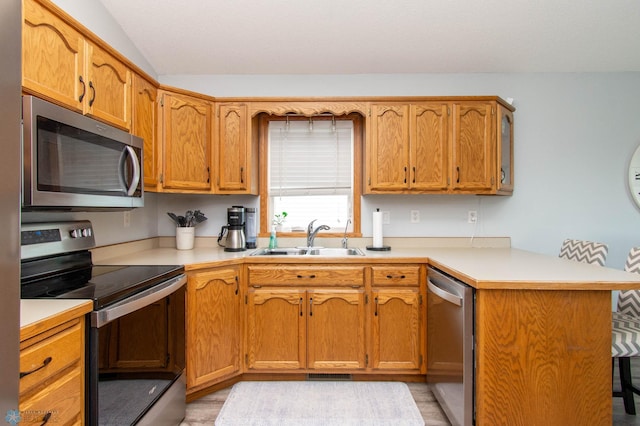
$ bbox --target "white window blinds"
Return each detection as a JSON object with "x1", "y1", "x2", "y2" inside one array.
[{"x1": 268, "y1": 119, "x2": 353, "y2": 197}]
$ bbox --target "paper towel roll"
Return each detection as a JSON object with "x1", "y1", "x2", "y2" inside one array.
[{"x1": 372, "y1": 210, "x2": 383, "y2": 248}]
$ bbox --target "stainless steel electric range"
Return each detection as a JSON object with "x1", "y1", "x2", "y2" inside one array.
[{"x1": 20, "y1": 221, "x2": 187, "y2": 426}]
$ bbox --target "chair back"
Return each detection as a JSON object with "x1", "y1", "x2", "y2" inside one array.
[
  {"x1": 617, "y1": 247, "x2": 640, "y2": 317},
  {"x1": 558, "y1": 238, "x2": 608, "y2": 266}
]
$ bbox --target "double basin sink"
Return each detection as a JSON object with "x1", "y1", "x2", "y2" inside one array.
[{"x1": 250, "y1": 247, "x2": 366, "y2": 257}]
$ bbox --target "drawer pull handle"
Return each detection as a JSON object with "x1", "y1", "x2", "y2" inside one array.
[
  {"x1": 297, "y1": 274, "x2": 316, "y2": 279},
  {"x1": 386, "y1": 274, "x2": 406, "y2": 279},
  {"x1": 40, "y1": 412, "x2": 52, "y2": 425},
  {"x1": 20, "y1": 356, "x2": 52, "y2": 378}
]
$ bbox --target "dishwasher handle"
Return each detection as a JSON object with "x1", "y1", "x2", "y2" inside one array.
[{"x1": 427, "y1": 277, "x2": 463, "y2": 306}]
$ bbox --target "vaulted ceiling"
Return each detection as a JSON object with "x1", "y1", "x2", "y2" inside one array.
[{"x1": 98, "y1": 0, "x2": 640, "y2": 75}]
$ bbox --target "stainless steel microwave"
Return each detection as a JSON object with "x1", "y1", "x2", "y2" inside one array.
[{"x1": 22, "y1": 96, "x2": 143, "y2": 210}]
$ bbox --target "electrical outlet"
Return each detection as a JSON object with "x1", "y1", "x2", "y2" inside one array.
[
  {"x1": 124, "y1": 211, "x2": 131, "y2": 228},
  {"x1": 382, "y1": 211, "x2": 390, "y2": 224},
  {"x1": 468, "y1": 210, "x2": 477, "y2": 224},
  {"x1": 410, "y1": 210, "x2": 420, "y2": 223}
]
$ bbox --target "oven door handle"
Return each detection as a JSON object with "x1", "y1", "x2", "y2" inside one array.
[
  {"x1": 427, "y1": 277, "x2": 463, "y2": 307},
  {"x1": 91, "y1": 274, "x2": 186, "y2": 327}
]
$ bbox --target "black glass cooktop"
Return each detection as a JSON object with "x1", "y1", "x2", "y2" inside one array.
[{"x1": 21, "y1": 252, "x2": 183, "y2": 309}]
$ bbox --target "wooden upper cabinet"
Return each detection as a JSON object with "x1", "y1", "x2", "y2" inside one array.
[
  {"x1": 451, "y1": 102, "x2": 494, "y2": 191},
  {"x1": 368, "y1": 104, "x2": 410, "y2": 191},
  {"x1": 85, "y1": 42, "x2": 132, "y2": 131},
  {"x1": 132, "y1": 75, "x2": 160, "y2": 189},
  {"x1": 411, "y1": 103, "x2": 449, "y2": 190},
  {"x1": 215, "y1": 103, "x2": 257, "y2": 194},
  {"x1": 22, "y1": 0, "x2": 85, "y2": 112},
  {"x1": 159, "y1": 91, "x2": 212, "y2": 191},
  {"x1": 367, "y1": 103, "x2": 449, "y2": 193},
  {"x1": 22, "y1": 0, "x2": 132, "y2": 130}
]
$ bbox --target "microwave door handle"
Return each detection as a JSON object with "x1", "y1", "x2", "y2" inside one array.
[{"x1": 123, "y1": 145, "x2": 141, "y2": 196}]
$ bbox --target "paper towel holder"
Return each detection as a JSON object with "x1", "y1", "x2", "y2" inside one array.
[
  {"x1": 368, "y1": 207, "x2": 391, "y2": 251},
  {"x1": 366, "y1": 245, "x2": 391, "y2": 251}
]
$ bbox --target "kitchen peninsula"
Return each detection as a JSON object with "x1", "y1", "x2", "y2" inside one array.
[{"x1": 92, "y1": 239, "x2": 640, "y2": 426}]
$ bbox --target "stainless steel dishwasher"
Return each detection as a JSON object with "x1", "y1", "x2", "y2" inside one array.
[{"x1": 427, "y1": 266, "x2": 475, "y2": 426}]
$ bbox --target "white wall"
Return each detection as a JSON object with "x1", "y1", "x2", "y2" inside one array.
[
  {"x1": 43, "y1": 1, "x2": 640, "y2": 269},
  {"x1": 160, "y1": 72, "x2": 640, "y2": 268}
]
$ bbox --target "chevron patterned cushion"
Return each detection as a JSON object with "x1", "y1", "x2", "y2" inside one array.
[
  {"x1": 558, "y1": 239, "x2": 608, "y2": 266},
  {"x1": 612, "y1": 311, "x2": 640, "y2": 357},
  {"x1": 613, "y1": 247, "x2": 640, "y2": 358}
]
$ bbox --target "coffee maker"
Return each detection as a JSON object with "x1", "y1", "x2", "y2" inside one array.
[{"x1": 217, "y1": 206, "x2": 246, "y2": 252}]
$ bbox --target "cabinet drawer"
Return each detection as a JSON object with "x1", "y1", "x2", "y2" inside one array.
[
  {"x1": 20, "y1": 320, "x2": 83, "y2": 395},
  {"x1": 248, "y1": 265, "x2": 365, "y2": 286},
  {"x1": 20, "y1": 367, "x2": 83, "y2": 425},
  {"x1": 371, "y1": 266, "x2": 420, "y2": 286}
]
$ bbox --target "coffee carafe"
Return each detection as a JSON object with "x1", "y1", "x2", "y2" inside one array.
[{"x1": 217, "y1": 206, "x2": 246, "y2": 252}]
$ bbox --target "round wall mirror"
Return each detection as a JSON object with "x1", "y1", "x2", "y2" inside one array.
[{"x1": 628, "y1": 144, "x2": 640, "y2": 209}]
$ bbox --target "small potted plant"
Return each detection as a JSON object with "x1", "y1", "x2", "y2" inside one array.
[{"x1": 273, "y1": 211, "x2": 288, "y2": 232}]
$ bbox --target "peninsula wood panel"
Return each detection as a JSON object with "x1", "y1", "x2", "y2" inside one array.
[{"x1": 475, "y1": 289, "x2": 611, "y2": 426}]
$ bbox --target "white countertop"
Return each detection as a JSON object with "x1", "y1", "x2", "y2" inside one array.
[
  {"x1": 21, "y1": 299, "x2": 92, "y2": 329},
  {"x1": 95, "y1": 245, "x2": 640, "y2": 291}
]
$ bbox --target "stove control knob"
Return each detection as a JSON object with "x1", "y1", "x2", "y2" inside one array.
[
  {"x1": 82, "y1": 228, "x2": 90, "y2": 237},
  {"x1": 70, "y1": 229, "x2": 81, "y2": 238}
]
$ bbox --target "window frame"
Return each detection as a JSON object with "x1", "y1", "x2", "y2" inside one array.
[{"x1": 258, "y1": 113, "x2": 363, "y2": 239}]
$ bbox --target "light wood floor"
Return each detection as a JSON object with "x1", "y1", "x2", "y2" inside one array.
[{"x1": 181, "y1": 358, "x2": 640, "y2": 426}]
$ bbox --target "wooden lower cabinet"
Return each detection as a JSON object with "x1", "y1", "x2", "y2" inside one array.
[
  {"x1": 20, "y1": 316, "x2": 86, "y2": 426},
  {"x1": 371, "y1": 288, "x2": 422, "y2": 371},
  {"x1": 186, "y1": 266, "x2": 242, "y2": 393},
  {"x1": 370, "y1": 265, "x2": 425, "y2": 373},
  {"x1": 246, "y1": 288, "x2": 366, "y2": 371}
]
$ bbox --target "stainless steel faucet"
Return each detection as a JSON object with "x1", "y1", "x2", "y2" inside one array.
[
  {"x1": 306, "y1": 219, "x2": 330, "y2": 248},
  {"x1": 341, "y1": 218, "x2": 352, "y2": 248}
]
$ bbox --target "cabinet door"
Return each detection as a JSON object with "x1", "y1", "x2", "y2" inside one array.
[
  {"x1": 161, "y1": 92, "x2": 212, "y2": 191},
  {"x1": 246, "y1": 288, "x2": 306, "y2": 370},
  {"x1": 410, "y1": 103, "x2": 449, "y2": 190},
  {"x1": 85, "y1": 42, "x2": 132, "y2": 130},
  {"x1": 216, "y1": 103, "x2": 249, "y2": 192},
  {"x1": 451, "y1": 102, "x2": 494, "y2": 191},
  {"x1": 22, "y1": 0, "x2": 86, "y2": 112},
  {"x1": 187, "y1": 267, "x2": 241, "y2": 390},
  {"x1": 372, "y1": 289, "x2": 422, "y2": 371},
  {"x1": 368, "y1": 104, "x2": 410, "y2": 191},
  {"x1": 496, "y1": 105, "x2": 514, "y2": 194},
  {"x1": 307, "y1": 289, "x2": 366, "y2": 370},
  {"x1": 132, "y1": 75, "x2": 160, "y2": 189}
]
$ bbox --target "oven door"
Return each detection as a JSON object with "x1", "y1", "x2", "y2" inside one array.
[{"x1": 87, "y1": 274, "x2": 186, "y2": 426}]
